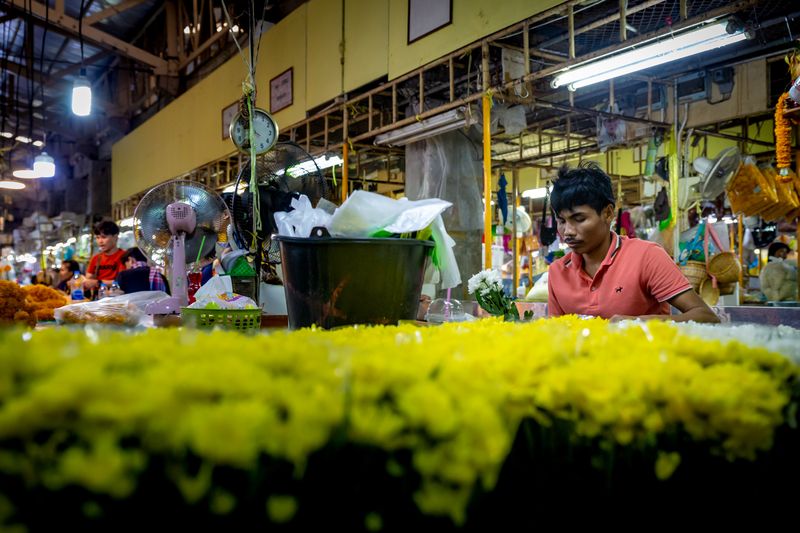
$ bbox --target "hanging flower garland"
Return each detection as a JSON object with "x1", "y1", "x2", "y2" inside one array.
[{"x1": 775, "y1": 92, "x2": 793, "y2": 175}]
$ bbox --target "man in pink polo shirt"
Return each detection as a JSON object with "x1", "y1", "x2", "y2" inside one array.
[{"x1": 547, "y1": 163, "x2": 718, "y2": 323}]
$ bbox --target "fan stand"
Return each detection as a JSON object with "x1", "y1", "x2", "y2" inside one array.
[{"x1": 144, "y1": 232, "x2": 189, "y2": 315}]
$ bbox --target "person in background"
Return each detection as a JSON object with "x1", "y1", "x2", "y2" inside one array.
[
  {"x1": 56, "y1": 260, "x2": 81, "y2": 293},
  {"x1": 115, "y1": 248, "x2": 169, "y2": 294},
  {"x1": 760, "y1": 242, "x2": 797, "y2": 302},
  {"x1": 547, "y1": 162, "x2": 719, "y2": 323},
  {"x1": 85, "y1": 221, "x2": 125, "y2": 291},
  {"x1": 49, "y1": 267, "x2": 61, "y2": 288},
  {"x1": 200, "y1": 249, "x2": 215, "y2": 285}
]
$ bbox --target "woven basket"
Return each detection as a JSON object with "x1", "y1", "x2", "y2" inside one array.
[
  {"x1": 718, "y1": 282, "x2": 736, "y2": 296},
  {"x1": 707, "y1": 252, "x2": 741, "y2": 284},
  {"x1": 699, "y1": 278, "x2": 720, "y2": 306},
  {"x1": 680, "y1": 261, "x2": 708, "y2": 291}
]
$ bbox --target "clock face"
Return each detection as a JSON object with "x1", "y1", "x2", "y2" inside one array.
[{"x1": 229, "y1": 109, "x2": 278, "y2": 154}]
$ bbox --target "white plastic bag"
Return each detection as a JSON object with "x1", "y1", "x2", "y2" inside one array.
[
  {"x1": 189, "y1": 275, "x2": 258, "y2": 309},
  {"x1": 54, "y1": 291, "x2": 168, "y2": 326},
  {"x1": 328, "y1": 190, "x2": 451, "y2": 237},
  {"x1": 430, "y1": 215, "x2": 461, "y2": 290},
  {"x1": 274, "y1": 195, "x2": 334, "y2": 238},
  {"x1": 328, "y1": 191, "x2": 462, "y2": 289}
]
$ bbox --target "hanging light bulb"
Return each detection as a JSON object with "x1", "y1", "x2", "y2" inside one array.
[
  {"x1": 0, "y1": 180, "x2": 25, "y2": 190},
  {"x1": 71, "y1": 70, "x2": 92, "y2": 116},
  {"x1": 12, "y1": 169, "x2": 37, "y2": 179},
  {"x1": 33, "y1": 152, "x2": 55, "y2": 178}
]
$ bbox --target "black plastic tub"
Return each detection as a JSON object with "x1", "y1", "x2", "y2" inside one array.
[{"x1": 275, "y1": 234, "x2": 434, "y2": 329}]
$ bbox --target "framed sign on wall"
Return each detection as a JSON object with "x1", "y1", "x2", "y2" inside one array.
[
  {"x1": 221, "y1": 101, "x2": 239, "y2": 140},
  {"x1": 408, "y1": 0, "x2": 452, "y2": 44},
  {"x1": 270, "y1": 68, "x2": 293, "y2": 113}
]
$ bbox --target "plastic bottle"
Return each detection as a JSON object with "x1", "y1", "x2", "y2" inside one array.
[
  {"x1": 70, "y1": 272, "x2": 84, "y2": 301},
  {"x1": 110, "y1": 280, "x2": 121, "y2": 297}
]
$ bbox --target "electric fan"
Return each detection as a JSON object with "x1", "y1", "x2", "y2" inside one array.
[
  {"x1": 134, "y1": 180, "x2": 231, "y2": 313},
  {"x1": 229, "y1": 142, "x2": 330, "y2": 269},
  {"x1": 679, "y1": 147, "x2": 741, "y2": 209},
  {"x1": 504, "y1": 207, "x2": 533, "y2": 237}
]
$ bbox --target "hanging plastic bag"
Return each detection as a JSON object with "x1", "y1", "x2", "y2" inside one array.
[
  {"x1": 429, "y1": 215, "x2": 461, "y2": 290},
  {"x1": 759, "y1": 166, "x2": 800, "y2": 221},
  {"x1": 726, "y1": 158, "x2": 778, "y2": 216},
  {"x1": 597, "y1": 102, "x2": 627, "y2": 151},
  {"x1": 539, "y1": 187, "x2": 557, "y2": 246}
]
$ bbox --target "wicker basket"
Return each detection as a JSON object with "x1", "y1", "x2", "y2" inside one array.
[
  {"x1": 718, "y1": 282, "x2": 736, "y2": 296},
  {"x1": 707, "y1": 252, "x2": 741, "y2": 284},
  {"x1": 699, "y1": 278, "x2": 720, "y2": 306},
  {"x1": 181, "y1": 308, "x2": 261, "y2": 332},
  {"x1": 680, "y1": 261, "x2": 708, "y2": 291}
]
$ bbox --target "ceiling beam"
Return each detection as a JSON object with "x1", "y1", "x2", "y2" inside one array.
[
  {"x1": 4, "y1": 0, "x2": 170, "y2": 75},
  {"x1": 45, "y1": 51, "x2": 111, "y2": 86},
  {"x1": 180, "y1": 26, "x2": 230, "y2": 70},
  {"x1": 1, "y1": 59, "x2": 43, "y2": 84},
  {"x1": 84, "y1": 0, "x2": 149, "y2": 26}
]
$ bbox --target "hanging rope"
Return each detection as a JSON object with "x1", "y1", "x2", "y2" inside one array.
[
  {"x1": 220, "y1": 0, "x2": 255, "y2": 87},
  {"x1": 245, "y1": 88, "x2": 262, "y2": 238}
]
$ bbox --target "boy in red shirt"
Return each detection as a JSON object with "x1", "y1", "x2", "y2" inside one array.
[
  {"x1": 547, "y1": 162, "x2": 718, "y2": 323},
  {"x1": 85, "y1": 220, "x2": 125, "y2": 290}
]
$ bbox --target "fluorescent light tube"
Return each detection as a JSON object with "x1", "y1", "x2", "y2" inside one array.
[
  {"x1": 521, "y1": 187, "x2": 548, "y2": 199},
  {"x1": 375, "y1": 109, "x2": 467, "y2": 146},
  {"x1": 552, "y1": 21, "x2": 747, "y2": 91}
]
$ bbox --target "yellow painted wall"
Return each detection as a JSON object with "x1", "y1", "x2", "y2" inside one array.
[
  {"x1": 344, "y1": 0, "x2": 389, "y2": 92},
  {"x1": 114, "y1": 0, "x2": 777, "y2": 205},
  {"x1": 307, "y1": 0, "x2": 343, "y2": 108},
  {"x1": 387, "y1": 0, "x2": 561, "y2": 79},
  {"x1": 113, "y1": 6, "x2": 310, "y2": 203},
  {"x1": 257, "y1": 4, "x2": 308, "y2": 129},
  {"x1": 490, "y1": 167, "x2": 540, "y2": 193},
  {"x1": 112, "y1": 55, "x2": 247, "y2": 202}
]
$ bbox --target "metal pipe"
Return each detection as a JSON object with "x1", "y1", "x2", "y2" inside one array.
[
  {"x1": 539, "y1": 0, "x2": 666, "y2": 49},
  {"x1": 512, "y1": 168, "x2": 519, "y2": 292},
  {"x1": 484, "y1": 94, "x2": 493, "y2": 270},
  {"x1": 671, "y1": 78, "x2": 681, "y2": 258},
  {"x1": 568, "y1": 4, "x2": 575, "y2": 59},
  {"x1": 483, "y1": 42, "x2": 492, "y2": 269},
  {"x1": 738, "y1": 214, "x2": 744, "y2": 305},
  {"x1": 342, "y1": 103, "x2": 349, "y2": 204}
]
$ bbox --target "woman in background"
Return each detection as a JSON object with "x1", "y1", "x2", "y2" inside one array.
[
  {"x1": 56, "y1": 260, "x2": 82, "y2": 293},
  {"x1": 760, "y1": 242, "x2": 797, "y2": 302}
]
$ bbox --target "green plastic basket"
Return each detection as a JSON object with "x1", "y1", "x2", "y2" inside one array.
[{"x1": 181, "y1": 308, "x2": 261, "y2": 332}]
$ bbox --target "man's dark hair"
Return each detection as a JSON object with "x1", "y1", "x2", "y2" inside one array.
[
  {"x1": 61, "y1": 259, "x2": 81, "y2": 274},
  {"x1": 768, "y1": 242, "x2": 790, "y2": 258},
  {"x1": 93, "y1": 220, "x2": 120, "y2": 236},
  {"x1": 550, "y1": 161, "x2": 616, "y2": 215},
  {"x1": 121, "y1": 247, "x2": 147, "y2": 264}
]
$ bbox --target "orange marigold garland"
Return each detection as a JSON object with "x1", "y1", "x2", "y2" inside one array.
[{"x1": 776, "y1": 92, "x2": 793, "y2": 176}]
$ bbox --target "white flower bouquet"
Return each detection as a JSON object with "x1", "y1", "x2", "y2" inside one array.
[{"x1": 467, "y1": 269, "x2": 528, "y2": 320}]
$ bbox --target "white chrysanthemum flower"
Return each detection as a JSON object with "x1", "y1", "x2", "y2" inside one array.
[{"x1": 468, "y1": 269, "x2": 493, "y2": 294}]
